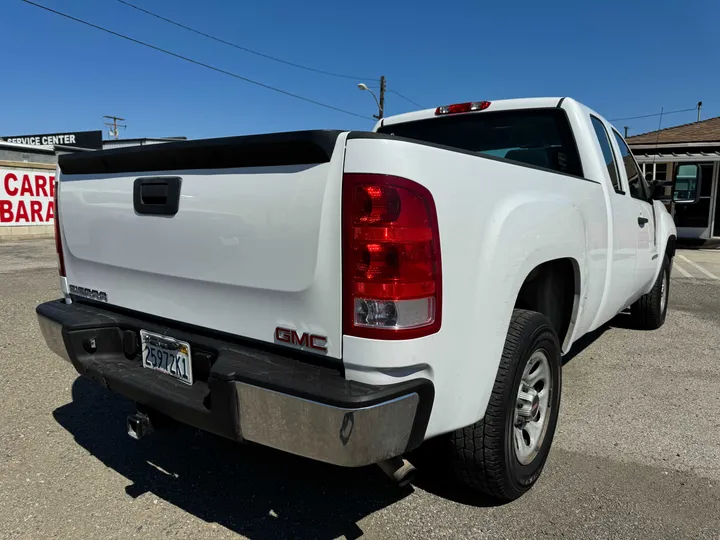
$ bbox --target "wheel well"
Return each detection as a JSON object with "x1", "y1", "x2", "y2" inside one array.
[
  {"x1": 666, "y1": 235, "x2": 677, "y2": 260},
  {"x1": 514, "y1": 258, "x2": 579, "y2": 347}
]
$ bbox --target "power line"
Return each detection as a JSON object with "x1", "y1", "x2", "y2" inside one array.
[
  {"x1": 610, "y1": 107, "x2": 697, "y2": 122},
  {"x1": 20, "y1": 0, "x2": 374, "y2": 121},
  {"x1": 117, "y1": 0, "x2": 375, "y2": 81},
  {"x1": 388, "y1": 90, "x2": 424, "y2": 109},
  {"x1": 117, "y1": 1, "x2": 424, "y2": 117}
]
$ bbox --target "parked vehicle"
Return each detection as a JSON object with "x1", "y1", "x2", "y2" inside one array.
[{"x1": 37, "y1": 97, "x2": 676, "y2": 501}]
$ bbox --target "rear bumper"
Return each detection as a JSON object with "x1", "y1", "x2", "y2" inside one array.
[{"x1": 36, "y1": 300, "x2": 433, "y2": 467}]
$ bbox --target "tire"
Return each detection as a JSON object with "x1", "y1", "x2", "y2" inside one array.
[
  {"x1": 450, "y1": 309, "x2": 562, "y2": 501},
  {"x1": 630, "y1": 255, "x2": 670, "y2": 330}
]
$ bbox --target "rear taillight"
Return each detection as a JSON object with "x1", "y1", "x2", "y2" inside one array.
[
  {"x1": 342, "y1": 173, "x2": 442, "y2": 340},
  {"x1": 53, "y1": 179, "x2": 66, "y2": 277}
]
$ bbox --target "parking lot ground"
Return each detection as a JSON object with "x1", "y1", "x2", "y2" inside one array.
[
  {"x1": 673, "y1": 249, "x2": 720, "y2": 280},
  {"x1": 1, "y1": 240, "x2": 720, "y2": 539}
]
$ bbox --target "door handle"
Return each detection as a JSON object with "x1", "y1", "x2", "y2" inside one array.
[
  {"x1": 133, "y1": 177, "x2": 182, "y2": 216},
  {"x1": 140, "y1": 183, "x2": 169, "y2": 205},
  {"x1": 638, "y1": 216, "x2": 649, "y2": 226}
]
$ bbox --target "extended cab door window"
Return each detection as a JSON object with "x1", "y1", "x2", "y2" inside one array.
[
  {"x1": 590, "y1": 116, "x2": 623, "y2": 193},
  {"x1": 612, "y1": 131, "x2": 651, "y2": 202}
]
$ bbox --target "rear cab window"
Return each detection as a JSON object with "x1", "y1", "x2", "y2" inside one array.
[{"x1": 377, "y1": 108, "x2": 584, "y2": 178}]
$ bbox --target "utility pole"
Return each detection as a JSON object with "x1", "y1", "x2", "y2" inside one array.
[
  {"x1": 624, "y1": 126, "x2": 629, "y2": 138},
  {"x1": 103, "y1": 115, "x2": 126, "y2": 140},
  {"x1": 358, "y1": 78, "x2": 386, "y2": 119},
  {"x1": 378, "y1": 76, "x2": 386, "y2": 120}
]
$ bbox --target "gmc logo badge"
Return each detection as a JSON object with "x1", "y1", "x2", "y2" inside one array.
[{"x1": 275, "y1": 327, "x2": 327, "y2": 352}]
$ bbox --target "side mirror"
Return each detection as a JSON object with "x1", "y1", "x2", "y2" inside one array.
[
  {"x1": 645, "y1": 172, "x2": 654, "y2": 183},
  {"x1": 673, "y1": 163, "x2": 702, "y2": 204}
]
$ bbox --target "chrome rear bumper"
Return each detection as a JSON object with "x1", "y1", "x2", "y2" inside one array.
[
  {"x1": 237, "y1": 383, "x2": 419, "y2": 466},
  {"x1": 37, "y1": 300, "x2": 433, "y2": 467}
]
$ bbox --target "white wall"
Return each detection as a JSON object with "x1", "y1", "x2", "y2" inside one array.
[{"x1": 0, "y1": 161, "x2": 56, "y2": 240}]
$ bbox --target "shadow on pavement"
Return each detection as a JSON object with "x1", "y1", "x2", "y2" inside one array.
[
  {"x1": 406, "y1": 437, "x2": 503, "y2": 508},
  {"x1": 53, "y1": 377, "x2": 413, "y2": 540},
  {"x1": 562, "y1": 325, "x2": 609, "y2": 365},
  {"x1": 562, "y1": 312, "x2": 637, "y2": 365}
]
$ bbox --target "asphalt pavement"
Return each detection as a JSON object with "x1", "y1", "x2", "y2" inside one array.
[{"x1": 1, "y1": 240, "x2": 719, "y2": 539}]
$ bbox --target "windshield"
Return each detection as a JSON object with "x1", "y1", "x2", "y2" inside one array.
[{"x1": 377, "y1": 108, "x2": 584, "y2": 177}]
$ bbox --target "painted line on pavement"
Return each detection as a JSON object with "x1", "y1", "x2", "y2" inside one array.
[
  {"x1": 672, "y1": 262, "x2": 693, "y2": 278},
  {"x1": 677, "y1": 254, "x2": 720, "y2": 280}
]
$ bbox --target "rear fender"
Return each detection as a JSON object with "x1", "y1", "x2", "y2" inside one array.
[{"x1": 470, "y1": 194, "x2": 588, "y2": 422}]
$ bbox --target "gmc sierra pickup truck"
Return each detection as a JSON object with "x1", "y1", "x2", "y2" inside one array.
[{"x1": 38, "y1": 97, "x2": 676, "y2": 501}]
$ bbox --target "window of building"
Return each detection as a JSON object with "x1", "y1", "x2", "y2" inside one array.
[
  {"x1": 641, "y1": 162, "x2": 668, "y2": 181},
  {"x1": 641, "y1": 162, "x2": 673, "y2": 197}
]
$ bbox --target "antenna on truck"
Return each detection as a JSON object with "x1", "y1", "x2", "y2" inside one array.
[{"x1": 651, "y1": 107, "x2": 664, "y2": 169}]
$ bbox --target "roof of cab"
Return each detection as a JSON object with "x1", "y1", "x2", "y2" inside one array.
[{"x1": 375, "y1": 97, "x2": 565, "y2": 131}]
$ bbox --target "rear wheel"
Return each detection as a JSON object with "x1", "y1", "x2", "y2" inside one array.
[
  {"x1": 630, "y1": 255, "x2": 670, "y2": 330},
  {"x1": 449, "y1": 309, "x2": 562, "y2": 501}
]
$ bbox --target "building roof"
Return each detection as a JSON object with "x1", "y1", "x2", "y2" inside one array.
[
  {"x1": 627, "y1": 116, "x2": 720, "y2": 145},
  {"x1": 633, "y1": 150, "x2": 720, "y2": 163},
  {"x1": 0, "y1": 140, "x2": 56, "y2": 154}
]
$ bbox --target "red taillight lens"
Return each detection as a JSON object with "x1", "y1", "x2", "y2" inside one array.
[
  {"x1": 343, "y1": 173, "x2": 442, "y2": 339},
  {"x1": 53, "y1": 179, "x2": 66, "y2": 277},
  {"x1": 435, "y1": 101, "x2": 491, "y2": 115}
]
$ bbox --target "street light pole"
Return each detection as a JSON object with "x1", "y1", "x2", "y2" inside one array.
[
  {"x1": 358, "y1": 76, "x2": 386, "y2": 119},
  {"x1": 378, "y1": 76, "x2": 385, "y2": 119}
]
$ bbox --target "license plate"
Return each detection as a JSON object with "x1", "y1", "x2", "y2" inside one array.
[{"x1": 140, "y1": 330, "x2": 193, "y2": 385}]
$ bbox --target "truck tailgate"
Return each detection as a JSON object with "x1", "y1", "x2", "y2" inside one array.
[{"x1": 57, "y1": 130, "x2": 346, "y2": 358}]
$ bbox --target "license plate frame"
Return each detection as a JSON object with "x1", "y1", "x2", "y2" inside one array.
[{"x1": 140, "y1": 330, "x2": 193, "y2": 385}]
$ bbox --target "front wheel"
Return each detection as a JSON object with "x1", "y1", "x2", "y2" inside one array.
[
  {"x1": 450, "y1": 309, "x2": 562, "y2": 501},
  {"x1": 630, "y1": 255, "x2": 670, "y2": 330}
]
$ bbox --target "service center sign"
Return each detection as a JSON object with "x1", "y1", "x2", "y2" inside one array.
[
  {"x1": 0, "y1": 130, "x2": 102, "y2": 149},
  {"x1": 0, "y1": 168, "x2": 55, "y2": 226}
]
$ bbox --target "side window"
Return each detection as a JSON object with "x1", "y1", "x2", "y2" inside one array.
[
  {"x1": 612, "y1": 130, "x2": 650, "y2": 201},
  {"x1": 590, "y1": 116, "x2": 622, "y2": 193}
]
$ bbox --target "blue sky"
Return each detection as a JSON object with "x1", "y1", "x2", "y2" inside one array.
[{"x1": 2, "y1": 0, "x2": 718, "y2": 140}]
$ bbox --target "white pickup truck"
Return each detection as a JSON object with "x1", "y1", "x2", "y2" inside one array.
[{"x1": 38, "y1": 97, "x2": 676, "y2": 501}]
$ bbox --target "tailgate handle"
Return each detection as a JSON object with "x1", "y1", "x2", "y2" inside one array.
[{"x1": 134, "y1": 177, "x2": 181, "y2": 216}]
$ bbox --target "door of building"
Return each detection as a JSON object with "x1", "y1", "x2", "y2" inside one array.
[
  {"x1": 674, "y1": 162, "x2": 715, "y2": 239},
  {"x1": 713, "y1": 170, "x2": 720, "y2": 237}
]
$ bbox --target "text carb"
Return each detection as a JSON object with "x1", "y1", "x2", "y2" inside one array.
[{"x1": 0, "y1": 169, "x2": 55, "y2": 225}]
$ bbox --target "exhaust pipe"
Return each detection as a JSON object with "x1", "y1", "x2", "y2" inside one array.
[
  {"x1": 126, "y1": 412, "x2": 153, "y2": 440},
  {"x1": 377, "y1": 457, "x2": 416, "y2": 487}
]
